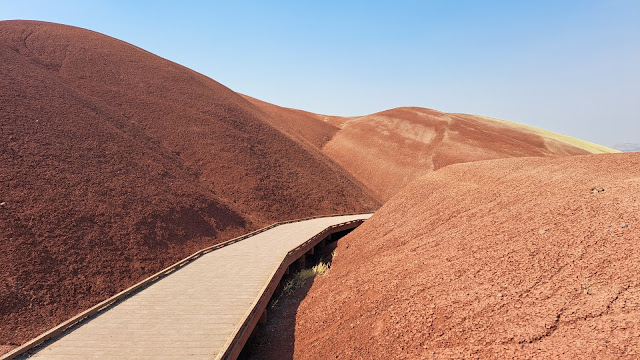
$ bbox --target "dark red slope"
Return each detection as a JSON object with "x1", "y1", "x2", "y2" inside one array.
[
  {"x1": 0, "y1": 20, "x2": 378, "y2": 223},
  {"x1": 1, "y1": 36, "x2": 247, "y2": 345},
  {"x1": 0, "y1": 20, "x2": 379, "y2": 349},
  {"x1": 241, "y1": 94, "x2": 346, "y2": 150},
  {"x1": 289, "y1": 153, "x2": 640, "y2": 359}
]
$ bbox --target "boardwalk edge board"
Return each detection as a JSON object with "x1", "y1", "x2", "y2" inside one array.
[
  {"x1": 218, "y1": 220, "x2": 365, "y2": 360},
  {"x1": 2, "y1": 213, "x2": 370, "y2": 360}
]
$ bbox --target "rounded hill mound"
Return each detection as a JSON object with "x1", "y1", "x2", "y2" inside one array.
[
  {"x1": 289, "y1": 152, "x2": 639, "y2": 359},
  {"x1": 0, "y1": 20, "x2": 378, "y2": 349}
]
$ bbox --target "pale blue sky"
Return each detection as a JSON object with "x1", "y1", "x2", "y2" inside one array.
[{"x1": 1, "y1": 1, "x2": 638, "y2": 146}]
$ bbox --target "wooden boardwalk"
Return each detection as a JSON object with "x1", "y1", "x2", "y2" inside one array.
[{"x1": 16, "y1": 214, "x2": 371, "y2": 360}]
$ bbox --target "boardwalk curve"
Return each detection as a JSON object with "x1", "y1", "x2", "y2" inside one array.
[{"x1": 4, "y1": 214, "x2": 371, "y2": 360}]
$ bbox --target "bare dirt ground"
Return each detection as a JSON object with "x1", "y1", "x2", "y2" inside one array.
[
  {"x1": 256, "y1": 152, "x2": 640, "y2": 359},
  {"x1": 0, "y1": 20, "x2": 379, "y2": 352}
]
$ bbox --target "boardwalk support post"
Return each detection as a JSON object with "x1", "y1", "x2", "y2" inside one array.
[{"x1": 259, "y1": 309, "x2": 267, "y2": 325}]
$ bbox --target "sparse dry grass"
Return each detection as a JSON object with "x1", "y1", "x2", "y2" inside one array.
[
  {"x1": 269, "y1": 253, "x2": 336, "y2": 308},
  {"x1": 270, "y1": 261, "x2": 332, "y2": 309},
  {"x1": 282, "y1": 262, "x2": 330, "y2": 295}
]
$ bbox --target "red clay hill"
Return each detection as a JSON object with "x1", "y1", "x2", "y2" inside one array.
[
  {"x1": 279, "y1": 152, "x2": 639, "y2": 359},
  {"x1": 0, "y1": 20, "x2": 379, "y2": 351},
  {"x1": 0, "y1": 19, "x2": 619, "y2": 354},
  {"x1": 245, "y1": 99, "x2": 617, "y2": 202}
]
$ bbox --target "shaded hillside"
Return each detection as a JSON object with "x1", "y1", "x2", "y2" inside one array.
[
  {"x1": 0, "y1": 20, "x2": 379, "y2": 349},
  {"x1": 285, "y1": 152, "x2": 639, "y2": 359},
  {"x1": 322, "y1": 108, "x2": 619, "y2": 201}
]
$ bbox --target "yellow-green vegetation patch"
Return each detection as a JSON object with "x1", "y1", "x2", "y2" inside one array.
[
  {"x1": 472, "y1": 114, "x2": 619, "y2": 154},
  {"x1": 282, "y1": 262, "x2": 330, "y2": 295}
]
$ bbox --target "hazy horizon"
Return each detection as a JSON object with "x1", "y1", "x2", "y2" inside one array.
[{"x1": 1, "y1": 0, "x2": 638, "y2": 147}]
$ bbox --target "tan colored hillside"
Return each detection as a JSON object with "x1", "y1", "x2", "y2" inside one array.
[{"x1": 322, "y1": 108, "x2": 618, "y2": 201}]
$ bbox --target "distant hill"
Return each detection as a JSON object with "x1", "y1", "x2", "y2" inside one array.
[
  {"x1": 246, "y1": 99, "x2": 618, "y2": 201},
  {"x1": 614, "y1": 143, "x2": 640, "y2": 152}
]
